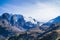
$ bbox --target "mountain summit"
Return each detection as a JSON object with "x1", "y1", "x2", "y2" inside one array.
[{"x1": 49, "y1": 16, "x2": 60, "y2": 23}]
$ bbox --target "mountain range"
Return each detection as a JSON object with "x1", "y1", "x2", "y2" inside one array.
[{"x1": 0, "y1": 13, "x2": 60, "y2": 40}]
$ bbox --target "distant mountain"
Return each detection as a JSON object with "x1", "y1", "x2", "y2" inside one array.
[
  {"x1": 42, "y1": 16, "x2": 60, "y2": 26},
  {"x1": 0, "y1": 13, "x2": 60, "y2": 40},
  {"x1": 39, "y1": 16, "x2": 60, "y2": 31},
  {"x1": 49, "y1": 16, "x2": 60, "y2": 23}
]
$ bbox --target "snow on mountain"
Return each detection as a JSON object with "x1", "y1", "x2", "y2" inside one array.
[
  {"x1": 39, "y1": 16, "x2": 60, "y2": 31},
  {"x1": 42, "y1": 16, "x2": 60, "y2": 26},
  {"x1": 0, "y1": 13, "x2": 41, "y2": 31},
  {"x1": 50, "y1": 16, "x2": 60, "y2": 23},
  {"x1": 24, "y1": 17, "x2": 37, "y2": 24}
]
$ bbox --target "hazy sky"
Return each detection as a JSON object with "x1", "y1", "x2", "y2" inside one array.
[{"x1": 0, "y1": 0, "x2": 60, "y2": 22}]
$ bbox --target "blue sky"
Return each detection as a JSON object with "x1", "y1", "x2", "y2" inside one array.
[{"x1": 0, "y1": 0, "x2": 60, "y2": 22}]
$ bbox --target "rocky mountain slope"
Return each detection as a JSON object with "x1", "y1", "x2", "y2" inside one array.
[{"x1": 0, "y1": 13, "x2": 60, "y2": 40}]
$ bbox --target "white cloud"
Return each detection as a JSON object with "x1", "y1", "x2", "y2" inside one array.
[{"x1": 0, "y1": 1, "x2": 60, "y2": 22}]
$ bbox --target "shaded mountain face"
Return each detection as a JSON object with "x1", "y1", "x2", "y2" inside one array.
[
  {"x1": 0, "y1": 19, "x2": 26, "y2": 37},
  {"x1": 1, "y1": 13, "x2": 39, "y2": 30},
  {"x1": 0, "y1": 13, "x2": 60, "y2": 39},
  {"x1": 0, "y1": 13, "x2": 40, "y2": 37},
  {"x1": 0, "y1": 13, "x2": 60, "y2": 32}
]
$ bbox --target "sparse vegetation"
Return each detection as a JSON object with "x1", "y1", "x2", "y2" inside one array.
[{"x1": 0, "y1": 13, "x2": 60, "y2": 40}]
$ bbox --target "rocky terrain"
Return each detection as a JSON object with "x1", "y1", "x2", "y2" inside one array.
[{"x1": 0, "y1": 13, "x2": 60, "y2": 40}]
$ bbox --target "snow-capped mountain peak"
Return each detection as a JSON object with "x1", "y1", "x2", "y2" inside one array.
[{"x1": 24, "y1": 17, "x2": 37, "y2": 24}]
